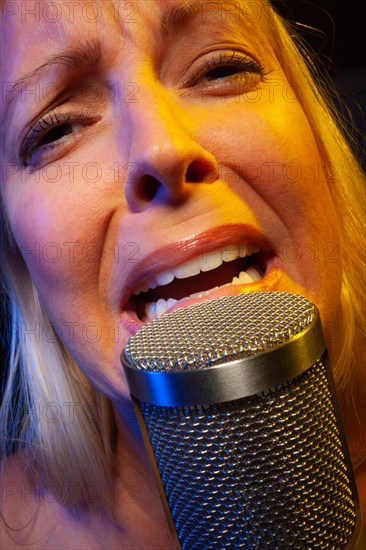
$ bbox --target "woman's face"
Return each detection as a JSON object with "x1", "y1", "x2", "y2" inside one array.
[{"x1": 1, "y1": 0, "x2": 341, "y2": 401}]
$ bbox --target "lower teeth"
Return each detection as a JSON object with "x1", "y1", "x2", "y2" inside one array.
[{"x1": 144, "y1": 267, "x2": 261, "y2": 322}]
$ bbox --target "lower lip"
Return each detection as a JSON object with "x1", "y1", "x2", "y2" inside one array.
[{"x1": 120, "y1": 267, "x2": 281, "y2": 335}]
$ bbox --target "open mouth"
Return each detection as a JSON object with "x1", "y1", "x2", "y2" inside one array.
[{"x1": 129, "y1": 242, "x2": 272, "y2": 322}]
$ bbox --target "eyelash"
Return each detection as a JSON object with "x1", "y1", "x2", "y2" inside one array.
[
  {"x1": 187, "y1": 50, "x2": 265, "y2": 88},
  {"x1": 20, "y1": 111, "x2": 92, "y2": 167}
]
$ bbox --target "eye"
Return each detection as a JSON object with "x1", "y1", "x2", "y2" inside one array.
[
  {"x1": 205, "y1": 64, "x2": 249, "y2": 80},
  {"x1": 20, "y1": 111, "x2": 97, "y2": 168},
  {"x1": 36, "y1": 117, "x2": 75, "y2": 147},
  {"x1": 205, "y1": 52, "x2": 263, "y2": 79},
  {"x1": 185, "y1": 50, "x2": 265, "y2": 95}
]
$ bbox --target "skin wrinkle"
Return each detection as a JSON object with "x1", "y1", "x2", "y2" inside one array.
[{"x1": 1, "y1": 38, "x2": 103, "y2": 134}]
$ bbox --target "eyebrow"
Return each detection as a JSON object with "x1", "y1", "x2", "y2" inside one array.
[
  {"x1": 1, "y1": 39, "x2": 102, "y2": 132},
  {"x1": 160, "y1": 1, "x2": 209, "y2": 36},
  {"x1": 159, "y1": 0, "x2": 263, "y2": 41}
]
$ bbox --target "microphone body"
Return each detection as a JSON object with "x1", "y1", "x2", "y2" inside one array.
[{"x1": 122, "y1": 292, "x2": 364, "y2": 549}]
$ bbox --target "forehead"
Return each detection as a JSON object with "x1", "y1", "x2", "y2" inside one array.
[
  {"x1": 1, "y1": 0, "x2": 269, "y2": 56},
  {"x1": 0, "y1": 0, "x2": 272, "y2": 124},
  {"x1": 0, "y1": 0, "x2": 274, "y2": 125}
]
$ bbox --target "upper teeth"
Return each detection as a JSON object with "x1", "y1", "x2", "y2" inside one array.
[{"x1": 133, "y1": 242, "x2": 260, "y2": 295}]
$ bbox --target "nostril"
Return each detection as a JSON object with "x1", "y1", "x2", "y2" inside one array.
[
  {"x1": 133, "y1": 159, "x2": 216, "y2": 206},
  {"x1": 125, "y1": 152, "x2": 218, "y2": 211},
  {"x1": 138, "y1": 176, "x2": 160, "y2": 202},
  {"x1": 186, "y1": 159, "x2": 217, "y2": 183}
]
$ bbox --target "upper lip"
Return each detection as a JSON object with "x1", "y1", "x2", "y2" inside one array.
[{"x1": 120, "y1": 224, "x2": 274, "y2": 309}]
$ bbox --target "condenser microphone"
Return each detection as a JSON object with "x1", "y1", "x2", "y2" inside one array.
[{"x1": 121, "y1": 292, "x2": 365, "y2": 549}]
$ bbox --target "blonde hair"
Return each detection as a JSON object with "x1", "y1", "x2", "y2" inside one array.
[
  {"x1": 0, "y1": 221, "x2": 116, "y2": 510},
  {"x1": 266, "y1": 4, "x2": 366, "y2": 470},
  {"x1": 1, "y1": 0, "x2": 365, "y2": 514}
]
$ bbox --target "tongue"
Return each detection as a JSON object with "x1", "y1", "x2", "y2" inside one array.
[{"x1": 143, "y1": 259, "x2": 245, "y2": 302}]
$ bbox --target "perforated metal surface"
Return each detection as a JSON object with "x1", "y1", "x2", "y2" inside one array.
[
  {"x1": 124, "y1": 292, "x2": 315, "y2": 371},
  {"x1": 140, "y1": 360, "x2": 356, "y2": 549}
]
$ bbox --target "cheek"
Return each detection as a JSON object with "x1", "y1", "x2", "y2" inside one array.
[
  {"x1": 3, "y1": 181, "x2": 128, "y2": 394},
  {"x1": 203, "y1": 98, "x2": 342, "y2": 320},
  {"x1": 4, "y1": 177, "x2": 115, "y2": 312},
  {"x1": 9, "y1": 193, "x2": 82, "y2": 285},
  {"x1": 212, "y1": 97, "x2": 340, "y2": 248}
]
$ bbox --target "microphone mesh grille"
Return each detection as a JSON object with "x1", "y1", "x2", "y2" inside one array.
[
  {"x1": 124, "y1": 293, "x2": 358, "y2": 547},
  {"x1": 124, "y1": 292, "x2": 315, "y2": 371},
  {"x1": 140, "y1": 359, "x2": 357, "y2": 548}
]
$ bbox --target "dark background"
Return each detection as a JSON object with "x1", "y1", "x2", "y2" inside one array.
[
  {"x1": 1, "y1": 1, "x2": 365, "y2": 379},
  {"x1": 275, "y1": 1, "x2": 366, "y2": 72},
  {"x1": 274, "y1": 0, "x2": 366, "y2": 168}
]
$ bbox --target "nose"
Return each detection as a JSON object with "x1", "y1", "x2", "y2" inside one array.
[{"x1": 124, "y1": 90, "x2": 218, "y2": 211}]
